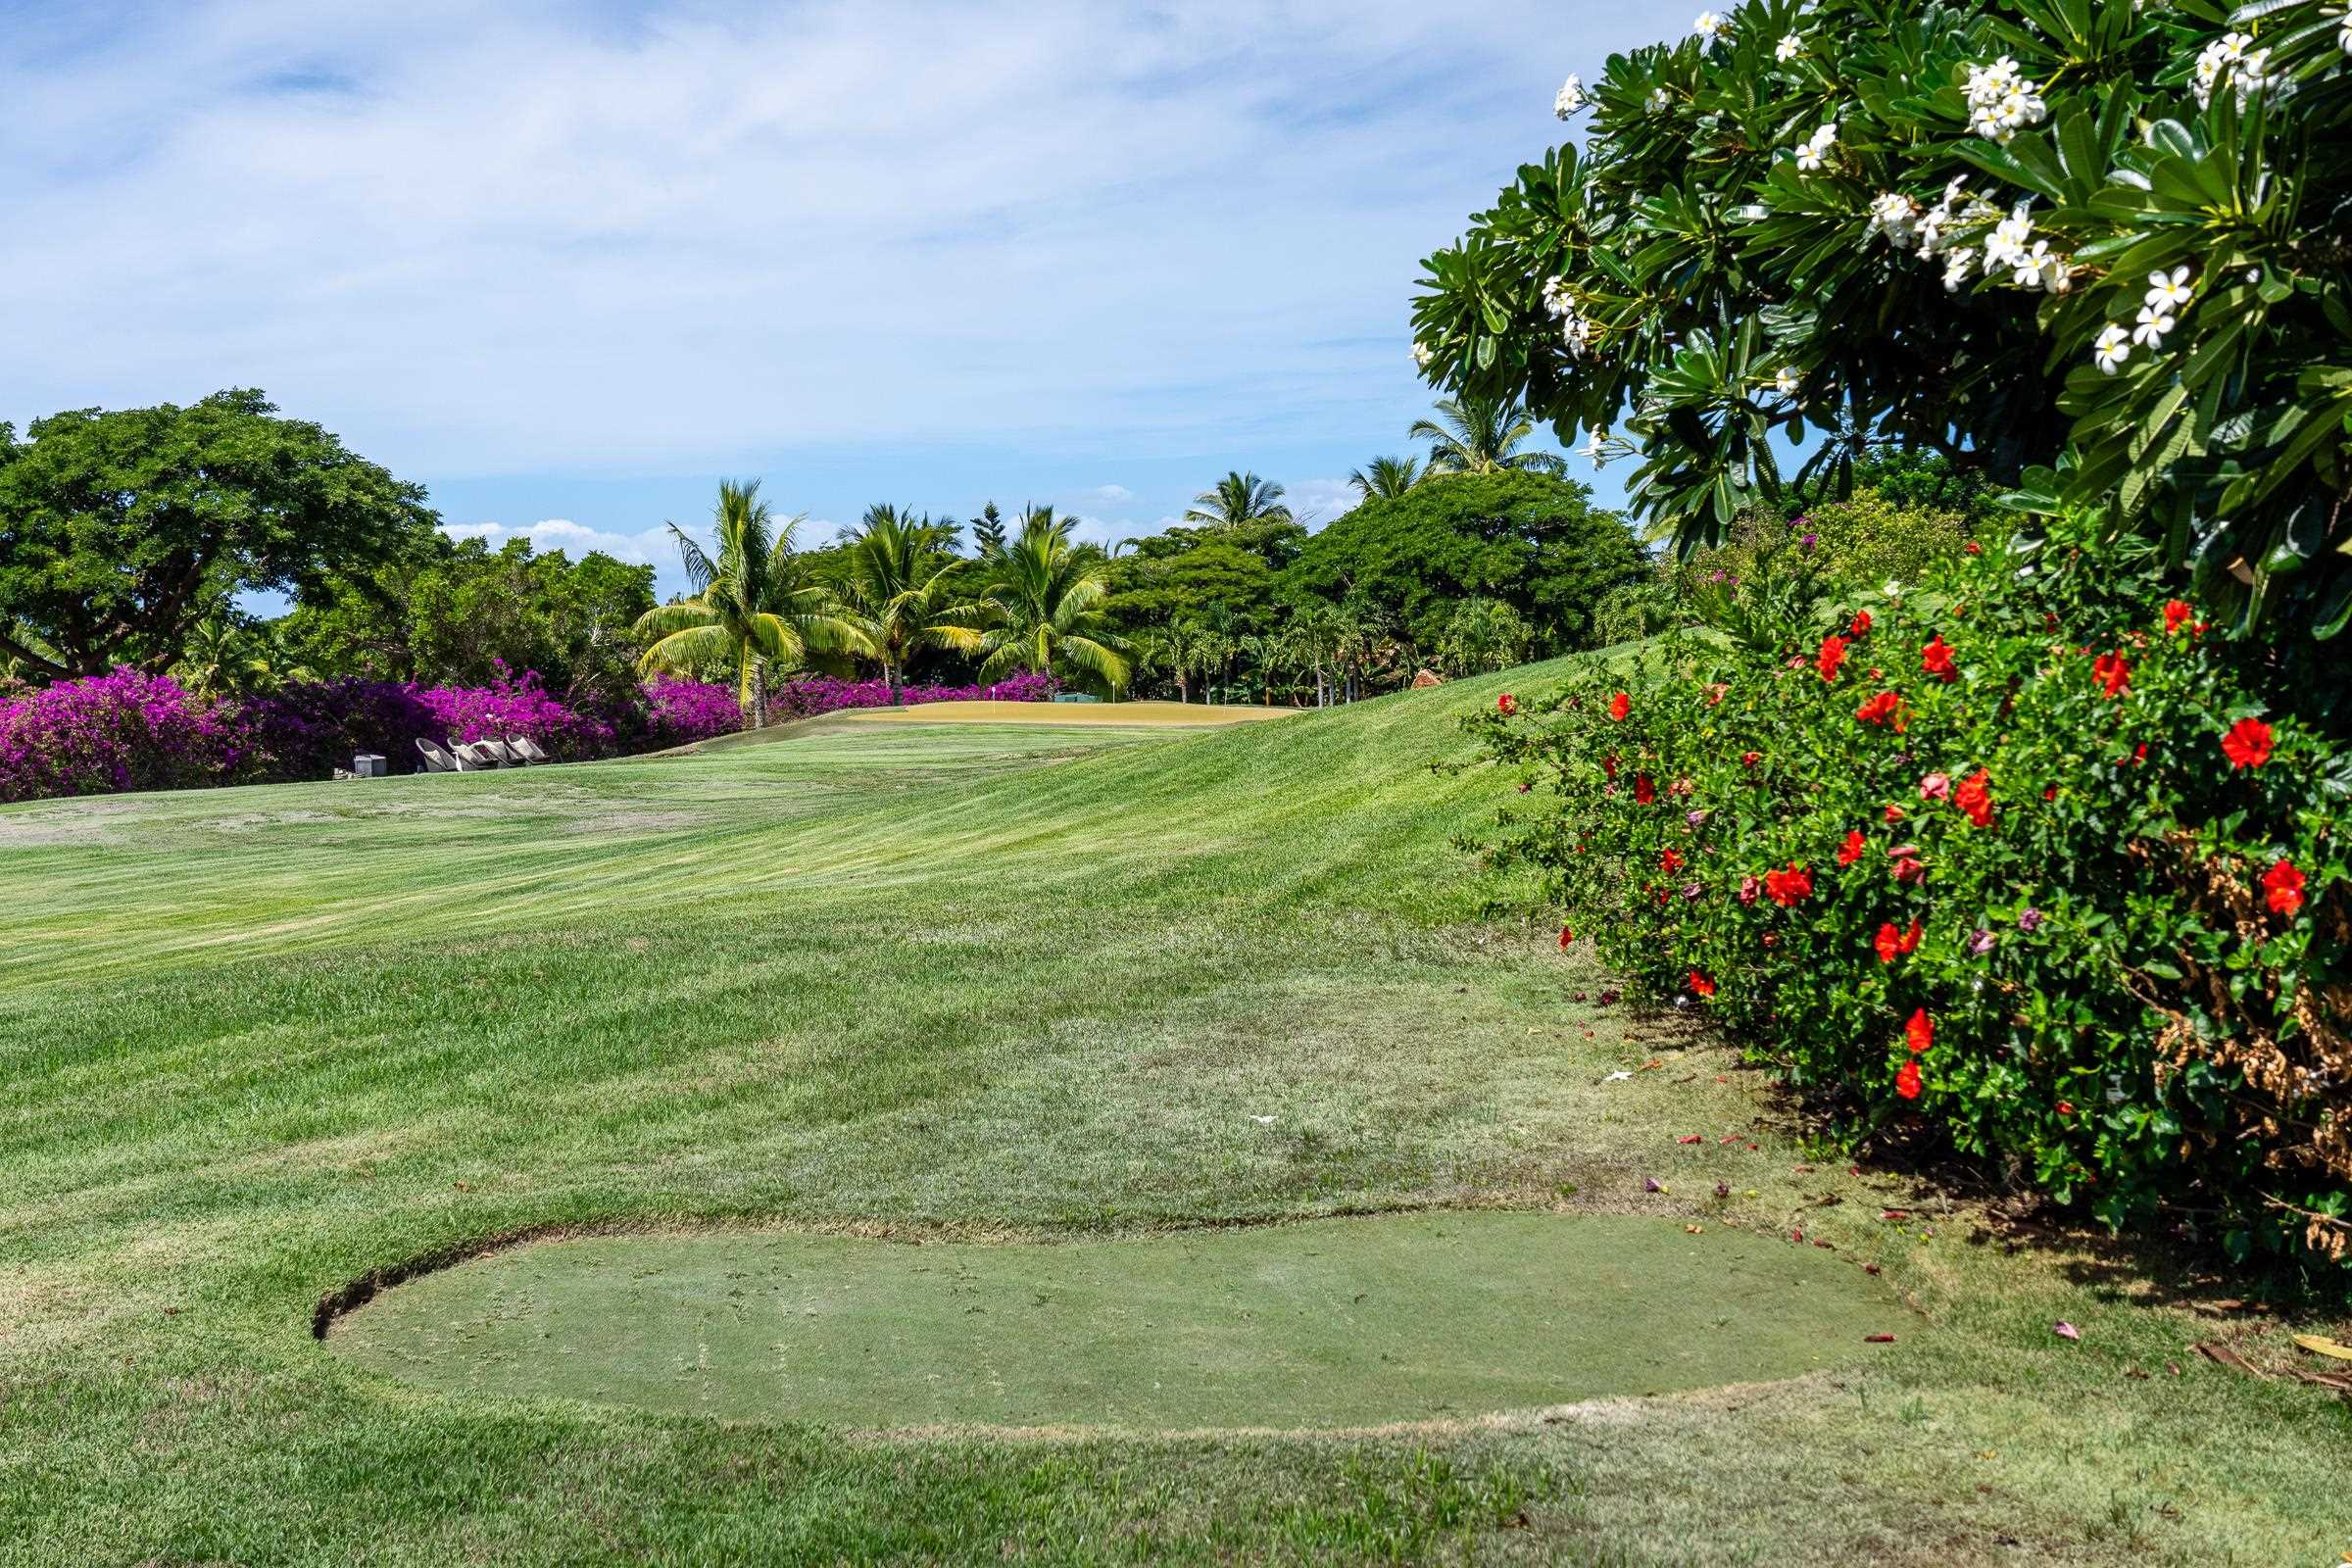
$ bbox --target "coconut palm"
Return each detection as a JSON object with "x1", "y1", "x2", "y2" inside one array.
[
  {"x1": 634, "y1": 479, "x2": 871, "y2": 728},
  {"x1": 1410, "y1": 397, "x2": 1567, "y2": 477},
  {"x1": 1348, "y1": 455, "x2": 1423, "y2": 500},
  {"x1": 172, "y1": 612, "x2": 274, "y2": 701},
  {"x1": 842, "y1": 504, "x2": 963, "y2": 704},
  {"x1": 939, "y1": 512, "x2": 1130, "y2": 689},
  {"x1": 1184, "y1": 470, "x2": 1293, "y2": 529},
  {"x1": 1158, "y1": 617, "x2": 1217, "y2": 704}
]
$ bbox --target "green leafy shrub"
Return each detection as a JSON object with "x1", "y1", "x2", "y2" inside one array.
[{"x1": 1474, "y1": 521, "x2": 2352, "y2": 1284}]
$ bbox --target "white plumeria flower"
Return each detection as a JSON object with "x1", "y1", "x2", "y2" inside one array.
[
  {"x1": 1411, "y1": 341, "x2": 1435, "y2": 369},
  {"x1": 1776, "y1": 32, "x2": 1804, "y2": 61},
  {"x1": 1580, "y1": 427, "x2": 1615, "y2": 466},
  {"x1": 1942, "y1": 250, "x2": 1976, "y2": 292},
  {"x1": 1647, "y1": 87, "x2": 1674, "y2": 112},
  {"x1": 1867, "y1": 191, "x2": 1918, "y2": 248},
  {"x1": 1984, "y1": 203, "x2": 2035, "y2": 270},
  {"x1": 1793, "y1": 122, "x2": 1838, "y2": 171},
  {"x1": 1773, "y1": 366, "x2": 1801, "y2": 395},
  {"x1": 2132, "y1": 304, "x2": 2176, "y2": 347},
  {"x1": 1555, "y1": 74, "x2": 1587, "y2": 118},
  {"x1": 2340, "y1": 10, "x2": 2351, "y2": 54},
  {"x1": 2144, "y1": 267, "x2": 2193, "y2": 312},
  {"x1": 2010, "y1": 240, "x2": 2058, "y2": 290},
  {"x1": 1963, "y1": 56, "x2": 2046, "y2": 143},
  {"x1": 1693, "y1": 11, "x2": 1727, "y2": 40},
  {"x1": 1883, "y1": 579, "x2": 1904, "y2": 598},
  {"x1": 2093, "y1": 323, "x2": 2132, "y2": 373}
]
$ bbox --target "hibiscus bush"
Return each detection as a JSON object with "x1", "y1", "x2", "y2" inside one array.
[{"x1": 1475, "y1": 518, "x2": 2352, "y2": 1285}]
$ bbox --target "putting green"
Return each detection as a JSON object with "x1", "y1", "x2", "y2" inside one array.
[
  {"x1": 326, "y1": 1214, "x2": 1908, "y2": 1431},
  {"x1": 834, "y1": 698, "x2": 1295, "y2": 726}
]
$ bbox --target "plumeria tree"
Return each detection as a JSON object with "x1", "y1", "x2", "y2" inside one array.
[{"x1": 1412, "y1": 0, "x2": 2352, "y2": 635}]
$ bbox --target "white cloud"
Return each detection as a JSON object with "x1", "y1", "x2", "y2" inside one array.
[
  {"x1": 1286, "y1": 477, "x2": 1362, "y2": 530},
  {"x1": 0, "y1": 0, "x2": 1688, "y2": 483},
  {"x1": 1088, "y1": 484, "x2": 1134, "y2": 504}
]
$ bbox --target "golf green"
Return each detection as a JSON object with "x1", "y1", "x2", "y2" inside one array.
[{"x1": 326, "y1": 1213, "x2": 1909, "y2": 1431}]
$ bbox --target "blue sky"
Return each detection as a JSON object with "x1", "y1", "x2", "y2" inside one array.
[{"x1": 1, "y1": 0, "x2": 1688, "y2": 597}]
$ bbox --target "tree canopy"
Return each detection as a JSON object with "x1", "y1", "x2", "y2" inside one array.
[
  {"x1": 1284, "y1": 470, "x2": 1643, "y2": 655},
  {"x1": 1411, "y1": 0, "x2": 2352, "y2": 635},
  {"x1": 0, "y1": 389, "x2": 438, "y2": 678}
]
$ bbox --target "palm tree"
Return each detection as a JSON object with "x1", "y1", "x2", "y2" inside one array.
[
  {"x1": 634, "y1": 479, "x2": 871, "y2": 729},
  {"x1": 1410, "y1": 397, "x2": 1567, "y2": 477},
  {"x1": 843, "y1": 503, "x2": 963, "y2": 704},
  {"x1": 940, "y1": 512, "x2": 1130, "y2": 690},
  {"x1": 1159, "y1": 617, "x2": 1216, "y2": 704},
  {"x1": 172, "y1": 612, "x2": 273, "y2": 701},
  {"x1": 1348, "y1": 455, "x2": 1422, "y2": 500},
  {"x1": 1185, "y1": 470, "x2": 1293, "y2": 529}
]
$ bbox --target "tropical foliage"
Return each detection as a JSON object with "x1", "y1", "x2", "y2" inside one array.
[
  {"x1": 1476, "y1": 515, "x2": 2352, "y2": 1286},
  {"x1": 1411, "y1": 0, "x2": 2352, "y2": 636},
  {"x1": 942, "y1": 512, "x2": 1132, "y2": 689},
  {"x1": 633, "y1": 480, "x2": 871, "y2": 726}
]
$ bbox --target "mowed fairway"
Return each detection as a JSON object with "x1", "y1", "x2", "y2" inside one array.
[{"x1": 3, "y1": 667, "x2": 2347, "y2": 1566}]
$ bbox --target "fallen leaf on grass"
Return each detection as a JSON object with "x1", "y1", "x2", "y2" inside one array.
[
  {"x1": 1684, "y1": 1224, "x2": 1703, "y2": 1234},
  {"x1": 1603, "y1": 1070, "x2": 1634, "y2": 1083},
  {"x1": 1643, "y1": 1178, "x2": 1667, "y2": 1194},
  {"x1": 1677, "y1": 1134, "x2": 1703, "y2": 1144},
  {"x1": 2193, "y1": 1342, "x2": 2266, "y2": 1379},
  {"x1": 2291, "y1": 1333, "x2": 2352, "y2": 1363},
  {"x1": 1864, "y1": 1334, "x2": 1896, "y2": 1344},
  {"x1": 1863, "y1": 1263, "x2": 1882, "y2": 1276},
  {"x1": 2053, "y1": 1321, "x2": 2081, "y2": 1342}
]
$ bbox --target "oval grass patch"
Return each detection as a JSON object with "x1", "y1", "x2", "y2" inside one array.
[{"x1": 326, "y1": 1212, "x2": 1907, "y2": 1431}]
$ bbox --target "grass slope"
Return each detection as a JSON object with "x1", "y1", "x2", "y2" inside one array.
[{"x1": 2, "y1": 662, "x2": 2348, "y2": 1566}]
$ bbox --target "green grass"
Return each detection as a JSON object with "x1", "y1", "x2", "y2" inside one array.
[
  {"x1": 327, "y1": 1214, "x2": 1904, "y2": 1428},
  {"x1": 3, "y1": 663, "x2": 2349, "y2": 1565}
]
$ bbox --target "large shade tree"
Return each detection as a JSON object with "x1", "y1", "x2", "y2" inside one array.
[
  {"x1": 634, "y1": 480, "x2": 870, "y2": 727},
  {"x1": 0, "y1": 389, "x2": 437, "y2": 679},
  {"x1": 1411, "y1": 0, "x2": 2352, "y2": 636}
]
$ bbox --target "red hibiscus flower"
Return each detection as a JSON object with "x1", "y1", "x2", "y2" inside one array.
[
  {"x1": 1603, "y1": 753, "x2": 1619, "y2": 780},
  {"x1": 1919, "y1": 772, "x2": 1950, "y2": 802},
  {"x1": 2090, "y1": 652, "x2": 2130, "y2": 699},
  {"x1": 1762, "y1": 863, "x2": 1814, "y2": 906},
  {"x1": 1559, "y1": 925, "x2": 1574, "y2": 950},
  {"x1": 2222, "y1": 717, "x2": 2274, "y2": 770},
  {"x1": 1661, "y1": 849, "x2": 1686, "y2": 874},
  {"x1": 1849, "y1": 610, "x2": 1872, "y2": 638},
  {"x1": 2056, "y1": 1101, "x2": 2075, "y2": 1117},
  {"x1": 1873, "y1": 919, "x2": 1923, "y2": 963},
  {"x1": 1608, "y1": 691, "x2": 1631, "y2": 721},
  {"x1": 1689, "y1": 970, "x2": 1716, "y2": 998},
  {"x1": 1855, "y1": 690, "x2": 1903, "y2": 728},
  {"x1": 1741, "y1": 750, "x2": 1762, "y2": 768},
  {"x1": 1921, "y1": 635, "x2": 1958, "y2": 683},
  {"x1": 1953, "y1": 767, "x2": 1994, "y2": 828},
  {"x1": 1836, "y1": 829, "x2": 1866, "y2": 867},
  {"x1": 1497, "y1": 693, "x2": 1517, "y2": 715},
  {"x1": 1889, "y1": 847, "x2": 1926, "y2": 884},
  {"x1": 1894, "y1": 1059, "x2": 1923, "y2": 1100},
  {"x1": 1964, "y1": 540, "x2": 1983, "y2": 556},
  {"x1": 1884, "y1": 804, "x2": 1904, "y2": 823},
  {"x1": 1817, "y1": 634, "x2": 1850, "y2": 683},
  {"x1": 1634, "y1": 774, "x2": 1656, "y2": 805},
  {"x1": 2163, "y1": 600, "x2": 2193, "y2": 635},
  {"x1": 1904, "y1": 1007, "x2": 1934, "y2": 1055},
  {"x1": 2263, "y1": 858, "x2": 2306, "y2": 917}
]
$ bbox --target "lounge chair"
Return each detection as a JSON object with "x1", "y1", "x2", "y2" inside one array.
[
  {"x1": 452, "y1": 741, "x2": 503, "y2": 770},
  {"x1": 416, "y1": 738, "x2": 461, "y2": 773},
  {"x1": 508, "y1": 735, "x2": 551, "y2": 764}
]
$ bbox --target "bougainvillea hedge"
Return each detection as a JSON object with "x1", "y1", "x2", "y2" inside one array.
[
  {"x1": 0, "y1": 665, "x2": 1061, "y2": 805},
  {"x1": 1474, "y1": 521, "x2": 2352, "y2": 1286}
]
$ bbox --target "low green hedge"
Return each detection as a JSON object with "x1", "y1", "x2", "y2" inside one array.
[{"x1": 1476, "y1": 521, "x2": 2352, "y2": 1288}]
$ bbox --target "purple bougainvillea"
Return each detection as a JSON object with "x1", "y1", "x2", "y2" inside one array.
[{"x1": 0, "y1": 663, "x2": 1055, "y2": 804}]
